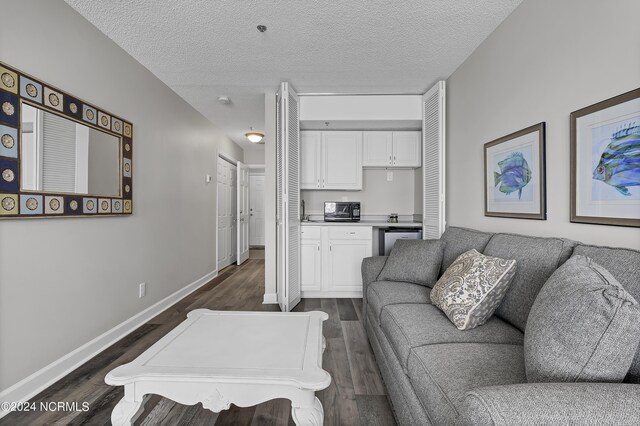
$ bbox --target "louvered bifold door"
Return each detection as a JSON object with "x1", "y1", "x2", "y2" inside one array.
[
  {"x1": 284, "y1": 82, "x2": 301, "y2": 311},
  {"x1": 276, "y1": 87, "x2": 285, "y2": 312},
  {"x1": 276, "y1": 82, "x2": 302, "y2": 312},
  {"x1": 422, "y1": 81, "x2": 446, "y2": 239}
]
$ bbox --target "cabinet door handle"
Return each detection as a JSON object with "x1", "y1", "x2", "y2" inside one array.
[
  {"x1": 317, "y1": 243, "x2": 320, "y2": 251},
  {"x1": 389, "y1": 155, "x2": 392, "y2": 164},
  {"x1": 349, "y1": 232, "x2": 356, "y2": 234},
  {"x1": 317, "y1": 179, "x2": 320, "y2": 188},
  {"x1": 322, "y1": 178, "x2": 325, "y2": 187}
]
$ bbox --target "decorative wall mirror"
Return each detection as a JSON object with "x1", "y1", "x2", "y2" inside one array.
[{"x1": 0, "y1": 62, "x2": 132, "y2": 218}]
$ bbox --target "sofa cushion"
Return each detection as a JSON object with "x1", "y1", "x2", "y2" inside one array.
[
  {"x1": 431, "y1": 249, "x2": 517, "y2": 330},
  {"x1": 440, "y1": 226, "x2": 494, "y2": 275},
  {"x1": 408, "y1": 343, "x2": 526, "y2": 425},
  {"x1": 367, "y1": 281, "x2": 431, "y2": 325},
  {"x1": 573, "y1": 244, "x2": 640, "y2": 383},
  {"x1": 380, "y1": 303, "x2": 523, "y2": 372},
  {"x1": 484, "y1": 233, "x2": 577, "y2": 331},
  {"x1": 377, "y1": 239, "x2": 444, "y2": 287},
  {"x1": 525, "y1": 256, "x2": 640, "y2": 383}
]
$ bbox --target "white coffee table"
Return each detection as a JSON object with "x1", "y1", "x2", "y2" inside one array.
[{"x1": 105, "y1": 309, "x2": 331, "y2": 425}]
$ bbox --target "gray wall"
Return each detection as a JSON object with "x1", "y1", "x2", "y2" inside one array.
[
  {"x1": 0, "y1": 0, "x2": 243, "y2": 391},
  {"x1": 446, "y1": 0, "x2": 640, "y2": 249},
  {"x1": 302, "y1": 169, "x2": 417, "y2": 215},
  {"x1": 243, "y1": 148, "x2": 265, "y2": 165}
]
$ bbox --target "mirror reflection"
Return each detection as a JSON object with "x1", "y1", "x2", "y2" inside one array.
[{"x1": 20, "y1": 103, "x2": 121, "y2": 197}]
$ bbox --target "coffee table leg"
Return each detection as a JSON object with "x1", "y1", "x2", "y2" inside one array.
[
  {"x1": 111, "y1": 396, "x2": 147, "y2": 426},
  {"x1": 291, "y1": 396, "x2": 323, "y2": 426}
]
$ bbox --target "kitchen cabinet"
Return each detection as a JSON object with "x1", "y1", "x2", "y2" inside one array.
[
  {"x1": 300, "y1": 131, "x2": 322, "y2": 189},
  {"x1": 300, "y1": 131, "x2": 362, "y2": 190},
  {"x1": 300, "y1": 225, "x2": 372, "y2": 297},
  {"x1": 300, "y1": 227, "x2": 322, "y2": 292},
  {"x1": 362, "y1": 131, "x2": 421, "y2": 168}
]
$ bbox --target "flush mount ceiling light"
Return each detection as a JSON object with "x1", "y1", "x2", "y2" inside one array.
[{"x1": 245, "y1": 127, "x2": 265, "y2": 144}]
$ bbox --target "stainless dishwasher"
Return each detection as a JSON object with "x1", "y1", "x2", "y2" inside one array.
[{"x1": 379, "y1": 228, "x2": 423, "y2": 256}]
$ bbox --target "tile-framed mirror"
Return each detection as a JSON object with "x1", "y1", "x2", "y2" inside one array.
[{"x1": 0, "y1": 62, "x2": 132, "y2": 218}]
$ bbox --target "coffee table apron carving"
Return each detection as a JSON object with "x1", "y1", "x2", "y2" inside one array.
[{"x1": 106, "y1": 309, "x2": 331, "y2": 425}]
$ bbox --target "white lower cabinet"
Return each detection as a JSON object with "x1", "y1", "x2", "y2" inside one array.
[
  {"x1": 301, "y1": 225, "x2": 372, "y2": 298},
  {"x1": 301, "y1": 228, "x2": 322, "y2": 292}
]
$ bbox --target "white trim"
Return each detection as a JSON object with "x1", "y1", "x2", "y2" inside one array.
[
  {"x1": 0, "y1": 269, "x2": 217, "y2": 419},
  {"x1": 301, "y1": 291, "x2": 363, "y2": 298},
  {"x1": 263, "y1": 292, "x2": 278, "y2": 304}
]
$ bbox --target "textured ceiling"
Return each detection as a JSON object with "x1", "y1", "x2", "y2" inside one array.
[{"x1": 64, "y1": 0, "x2": 523, "y2": 149}]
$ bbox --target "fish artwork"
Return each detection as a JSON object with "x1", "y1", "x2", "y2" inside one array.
[
  {"x1": 494, "y1": 152, "x2": 531, "y2": 200},
  {"x1": 592, "y1": 123, "x2": 640, "y2": 196}
]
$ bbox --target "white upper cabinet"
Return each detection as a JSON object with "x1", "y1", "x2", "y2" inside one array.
[
  {"x1": 362, "y1": 131, "x2": 421, "y2": 168},
  {"x1": 322, "y1": 131, "x2": 362, "y2": 190},
  {"x1": 300, "y1": 131, "x2": 362, "y2": 190},
  {"x1": 300, "y1": 131, "x2": 322, "y2": 189},
  {"x1": 392, "y1": 131, "x2": 421, "y2": 168},
  {"x1": 362, "y1": 131, "x2": 393, "y2": 167}
]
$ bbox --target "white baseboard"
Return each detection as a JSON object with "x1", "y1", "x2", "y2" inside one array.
[
  {"x1": 0, "y1": 269, "x2": 218, "y2": 419},
  {"x1": 301, "y1": 291, "x2": 363, "y2": 298},
  {"x1": 263, "y1": 292, "x2": 278, "y2": 304}
]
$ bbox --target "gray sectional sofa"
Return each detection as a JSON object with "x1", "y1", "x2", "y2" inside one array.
[{"x1": 362, "y1": 226, "x2": 640, "y2": 425}]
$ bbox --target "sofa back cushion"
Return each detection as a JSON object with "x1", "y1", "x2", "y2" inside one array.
[
  {"x1": 525, "y1": 256, "x2": 640, "y2": 383},
  {"x1": 483, "y1": 233, "x2": 577, "y2": 331},
  {"x1": 439, "y1": 227, "x2": 493, "y2": 276},
  {"x1": 573, "y1": 244, "x2": 640, "y2": 384},
  {"x1": 377, "y1": 239, "x2": 445, "y2": 287}
]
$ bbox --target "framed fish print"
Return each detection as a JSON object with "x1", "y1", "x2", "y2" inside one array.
[
  {"x1": 484, "y1": 123, "x2": 546, "y2": 219},
  {"x1": 571, "y1": 88, "x2": 640, "y2": 227}
]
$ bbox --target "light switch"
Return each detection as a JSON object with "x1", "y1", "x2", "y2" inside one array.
[
  {"x1": 205, "y1": 174, "x2": 212, "y2": 183},
  {"x1": 387, "y1": 171, "x2": 393, "y2": 181}
]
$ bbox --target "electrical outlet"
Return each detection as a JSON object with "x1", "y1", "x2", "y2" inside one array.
[
  {"x1": 341, "y1": 196, "x2": 348, "y2": 201},
  {"x1": 387, "y1": 171, "x2": 393, "y2": 181},
  {"x1": 139, "y1": 282, "x2": 146, "y2": 298},
  {"x1": 205, "y1": 174, "x2": 212, "y2": 183}
]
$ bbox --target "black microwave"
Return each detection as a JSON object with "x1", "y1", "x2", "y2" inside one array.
[{"x1": 324, "y1": 202, "x2": 361, "y2": 222}]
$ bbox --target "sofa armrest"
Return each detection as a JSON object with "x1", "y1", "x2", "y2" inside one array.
[
  {"x1": 361, "y1": 256, "x2": 387, "y2": 327},
  {"x1": 459, "y1": 383, "x2": 640, "y2": 426}
]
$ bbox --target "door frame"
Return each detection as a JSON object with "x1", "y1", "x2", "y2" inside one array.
[{"x1": 215, "y1": 151, "x2": 241, "y2": 274}]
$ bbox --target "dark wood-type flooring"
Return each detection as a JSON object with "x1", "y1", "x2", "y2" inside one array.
[{"x1": 1, "y1": 254, "x2": 396, "y2": 425}]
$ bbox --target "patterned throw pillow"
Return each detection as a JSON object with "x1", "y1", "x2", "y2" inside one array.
[{"x1": 431, "y1": 249, "x2": 517, "y2": 330}]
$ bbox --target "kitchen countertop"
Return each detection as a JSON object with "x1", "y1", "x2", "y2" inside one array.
[{"x1": 301, "y1": 220, "x2": 422, "y2": 228}]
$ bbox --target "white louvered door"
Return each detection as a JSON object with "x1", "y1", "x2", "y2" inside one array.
[
  {"x1": 276, "y1": 82, "x2": 301, "y2": 312},
  {"x1": 422, "y1": 81, "x2": 446, "y2": 239}
]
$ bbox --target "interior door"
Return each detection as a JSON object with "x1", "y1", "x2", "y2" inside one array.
[
  {"x1": 422, "y1": 81, "x2": 446, "y2": 239},
  {"x1": 276, "y1": 82, "x2": 301, "y2": 312},
  {"x1": 217, "y1": 157, "x2": 230, "y2": 269},
  {"x1": 230, "y1": 163, "x2": 238, "y2": 264},
  {"x1": 249, "y1": 174, "x2": 265, "y2": 245},
  {"x1": 237, "y1": 161, "x2": 250, "y2": 264}
]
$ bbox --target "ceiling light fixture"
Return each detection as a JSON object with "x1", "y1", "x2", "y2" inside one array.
[{"x1": 245, "y1": 127, "x2": 265, "y2": 144}]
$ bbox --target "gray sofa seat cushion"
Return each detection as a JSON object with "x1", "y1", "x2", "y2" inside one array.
[
  {"x1": 380, "y1": 303, "x2": 523, "y2": 372},
  {"x1": 483, "y1": 233, "x2": 578, "y2": 331},
  {"x1": 367, "y1": 281, "x2": 432, "y2": 326},
  {"x1": 377, "y1": 239, "x2": 445, "y2": 287},
  {"x1": 440, "y1": 226, "x2": 494, "y2": 275},
  {"x1": 408, "y1": 343, "x2": 526, "y2": 425},
  {"x1": 460, "y1": 383, "x2": 640, "y2": 426},
  {"x1": 573, "y1": 244, "x2": 640, "y2": 383},
  {"x1": 526, "y1": 255, "x2": 640, "y2": 384}
]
